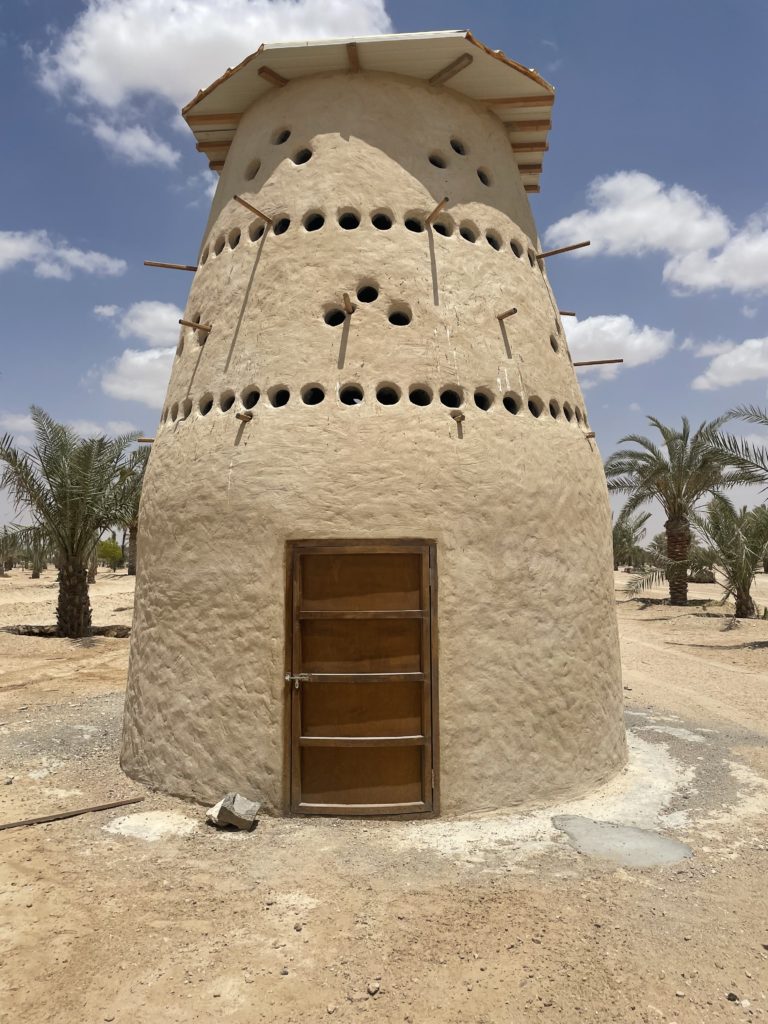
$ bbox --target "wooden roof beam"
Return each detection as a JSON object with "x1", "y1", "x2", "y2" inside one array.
[
  {"x1": 505, "y1": 119, "x2": 552, "y2": 132},
  {"x1": 347, "y1": 41, "x2": 360, "y2": 72},
  {"x1": 524, "y1": 184, "x2": 541, "y2": 194},
  {"x1": 429, "y1": 52, "x2": 473, "y2": 86},
  {"x1": 186, "y1": 112, "x2": 242, "y2": 125},
  {"x1": 258, "y1": 65, "x2": 288, "y2": 88},
  {"x1": 482, "y1": 94, "x2": 554, "y2": 107},
  {"x1": 517, "y1": 163, "x2": 543, "y2": 174},
  {"x1": 511, "y1": 142, "x2": 549, "y2": 153}
]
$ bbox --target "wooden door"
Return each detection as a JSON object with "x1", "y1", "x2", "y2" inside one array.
[{"x1": 287, "y1": 540, "x2": 437, "y2": 816}]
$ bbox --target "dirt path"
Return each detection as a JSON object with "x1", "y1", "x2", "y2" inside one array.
[{"x1": 1, "y1": 571, "x2": 767, "y2": 1023}]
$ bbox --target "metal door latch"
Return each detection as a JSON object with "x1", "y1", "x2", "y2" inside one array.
[{"x1": 285, "y1": 673, "x2": 310, "y2": 689}]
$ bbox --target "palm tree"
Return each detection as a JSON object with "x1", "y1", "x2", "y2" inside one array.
[
  {"x1": 0, "y1": 526, "x2": 16, "y2": 576},
  {"x1": 0, "y1": 407, "x2": 138, "y2": 637},
  {"x1": 693, "y1": 496, "x2": 768, "y2": 618},
  {"x1": 711, "y1": 404, "x2": 768, "y2": 482},
  {"x1": 605, "y1": 416, "x2": 752, "y2": 605},
  {"x1": 118, "y1": 446, "x2": 150, "y2": 576},
  {"x1": 612, "y1": 510, "x2": 651, "y2": 569}
]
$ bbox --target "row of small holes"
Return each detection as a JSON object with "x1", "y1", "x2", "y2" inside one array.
[
  {"x1": 163, "y1": 386, "x2": 586, "y2": 424},
  {"x1": 200, "y1": 208, "x2": 540, "y2": 267}
]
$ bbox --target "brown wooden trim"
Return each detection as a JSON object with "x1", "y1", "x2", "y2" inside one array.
[
  {"x1": 196, "y1": 142, "x2": 230, "y2": 153},
  {"x1": 289, "y1": 545, "x2": 302, "y2": 810},
  {"x1": 505, "y1": 119, "x2": 552, "y2": 131},
  {"x1": 289, "y1": 539, "x2": 434, "y2": 554},
  {"x1": 258, "y1": 65, "x2": 288, "y2": 87},
  {"x1": 525, "y1": 184, "x2": 541, "y2": 194},
  {"x1": 208, "y1": 161, "x2": 225, "y2": 172},
  {"x1": 287, "y1": 539, "x2": 438, "y2": 817},
  {"x1": 429, "y1": 52, "x2": 473, "y2": 86},
  {"x1": 482, "y1": 94, "x2": 554, "y2": 107},
  {"x1": 511, "y1": 142, "x2": 549, "y2": 153},
  {"x1": 304, "y1": 672, "x2": 425, "y2": 683},
  {"x1": 517, "y1": 163, "x2": 543, "y2": 174},
  {"x1": 233, "y1": 195, "x2": 273, "y2": 224},
  {"x1": 297, "y1": 609, "x2": 426, "y2": 620},
  {"x1": 299, "y1": 736, "x2": 426, "y2": 748},
  {"x1": 186, "y1": 112, "x2": 242, "y2": 125},
  {"x1": 347, "y1": 41, "x2": 360, "y2": 72},
  {"x1": 296, "y1": 801, "x2": 428, "y2": 816},
  {"x1": 559, "y1": 310, "x2": 577, "y2": 317}
]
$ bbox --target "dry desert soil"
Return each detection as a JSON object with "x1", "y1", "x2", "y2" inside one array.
[{"x1": 1, "y1": 568, "x2": 767, "y2": 1023}]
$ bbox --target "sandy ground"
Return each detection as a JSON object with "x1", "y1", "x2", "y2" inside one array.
[{"x1": 1, "y1": 568, "x2": 767, "y2": 1024}]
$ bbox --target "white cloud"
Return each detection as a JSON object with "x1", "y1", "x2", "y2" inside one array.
[
  {"x1": 692, "y1": 336, "x2": 768, "y2": 390},
  {"x1": 546, "y1": 172, "x2": 730, "y2": 258},
  {"x1": 94, "y1": 304, "x2": 119, "y2": 318},
  {"x1": 0, "y1": 412, "x2": 35, "y2": 434},
  {"x1": 116, "y1": 301, "x2": 183, "y2": 348},
  {"x1": 695, "y1": 340, "x2": 735, "y2": 359},
  {"x1": 546, "y1": 171, "x2": 768, "y2": 297},
  {"x1": 564, "y1": 314, "x2": 674, "y2": 381},
  {"x1": 101, "y1": 347, "x2": 175, "y2": 408},
  {"x1": 35, "y1": 0, "x2": 391, "y2": 164},
  {"x1": 90, "y1": 118, "x2": 180, "y2": 167},
  {"x1": 68, "y1": 418, "x2": 138, "y2": 437},
  {"x1": 629, "y1": 402, "x2": 641, "y2": 412},
  {"x1": 0, "y1": 230, "x2": 126, "y2": 280},
  {"x1": 742, "y1": 305, "x2": 758, "y2": 319}
]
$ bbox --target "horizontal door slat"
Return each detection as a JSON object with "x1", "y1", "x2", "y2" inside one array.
[
  {"x1": 299, "y1": 735, "x2": 426, "y2": 747},
  {"x1": 305, "y1": 672, "x2": 424, "y2": 683},
  {"x1": 297, "y1": 801, "x2": 428, "y2": 815},
  {"x1": 298, "y1": 610, "x2": 427, "y2": 620}
]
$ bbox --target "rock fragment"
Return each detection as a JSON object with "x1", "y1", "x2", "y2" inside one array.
[{"x1": 205, "y1": 793, "x2": 260, "y2": 831}]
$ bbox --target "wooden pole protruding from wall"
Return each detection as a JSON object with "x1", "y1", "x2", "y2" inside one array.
[
  {"x1": 559, "y1": 310, "x2": 577, "y2": 317},
  {"x1": 137, "y1": 438, "x2": 154, "y2": 444},
  {"x1": 144, "y1": 261, "x2": 197, "y2": 272},
  {"x1": 235, "y1": 411, "x2": 253, "y2": 422},
  {"x1": 496, "y1": 307, "x2": 518, "y2": 321},
  {"x1": 426, "y1": 196, "x2": 450, "y2": 225},
  {"x1": 347, "y1": 42, "x2": 360, "y2": 72},
  {"x1": 258, "y1": 65, "x2": 288, "y2": 87},
  {"x1": 429, "y1": 52, "x2": 473, "y2": 86},
  {"x1": 573, "y1": 358, "x2": 624, "y2": 367},
  {"x1": 233, "y1": 195, "x2": 273, "y2": 224},
  {"x1": 536, "y1": 240, "x2": 591, "y2": 260},
  {"x1": 179, "y1": 318, "x2": 212, "y2": 333},
  {"x1": 342, "y1": 292, "x2": 356, "y2": 316}
]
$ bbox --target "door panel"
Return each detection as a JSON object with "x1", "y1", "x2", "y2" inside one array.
[
  {"x1": 300, "y1": 745, "x2": 424, "y2": 807},
  {"x1": 288, "y1": 541, "x2": 436, "y2": 816},
  {"x1": 300, "y1": 552, "x2": 423, "y2": 610},
  {"x1": 301, "y1": 679, "x2": 423, "y2": 737},
  {"x1": 299, "y1": 618, "x2": 423, "y2": 674}
]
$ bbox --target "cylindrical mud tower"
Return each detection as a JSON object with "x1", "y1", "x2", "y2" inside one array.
[{"x1": 122, "y1": 31, "x2": 626, "y2": 815}]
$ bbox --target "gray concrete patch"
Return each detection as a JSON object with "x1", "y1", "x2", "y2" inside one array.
[{"x1": 552, "y1": 814, "x2": 693, "y2": 868}]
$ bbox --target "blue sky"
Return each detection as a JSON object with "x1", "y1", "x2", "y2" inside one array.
[{"x1": 2, "y1": 0, "x2": 767, "y2": 527}]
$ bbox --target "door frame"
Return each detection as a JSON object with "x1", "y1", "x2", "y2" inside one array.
[{"x1": 284, "y1": 538, "x2": 439, "y2": 817}]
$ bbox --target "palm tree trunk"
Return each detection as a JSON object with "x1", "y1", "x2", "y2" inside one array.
[
  {"x1": 665, "y1": 518, "x2": 691, "y2": 605},
  {"x1": 57, "y1": 560, "x2": 92, "y2": 638},
  {"x1": 763, "y1": 556, "x2": 768, "y2": 575},
  {"x1": 87, "y1": 550, "x2": 98, "y2": 584},
  {"x1": 31, "y1": 567, "x2": 40, "y2": 580},
  {"x1": 734, "y1": 589, "x2": 755, "y2": 618},
  {"x1": 127, "y1": 523, "x2": 137, "y2": 576}
]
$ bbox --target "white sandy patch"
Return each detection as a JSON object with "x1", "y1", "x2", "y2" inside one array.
[
  {"x1": 637, "y1": 725, "x2": 707, "y2": 743},
  {"x1": 388, "y1": 733, "x2": 692, "y2": 862},
  {"x1": 104, "y1": 810, "x2": 198, "y2": 841}
]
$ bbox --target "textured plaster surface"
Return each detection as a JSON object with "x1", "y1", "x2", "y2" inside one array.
[{"x1": 122, "y1": 72, "x2": 626, "y2": 813}]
